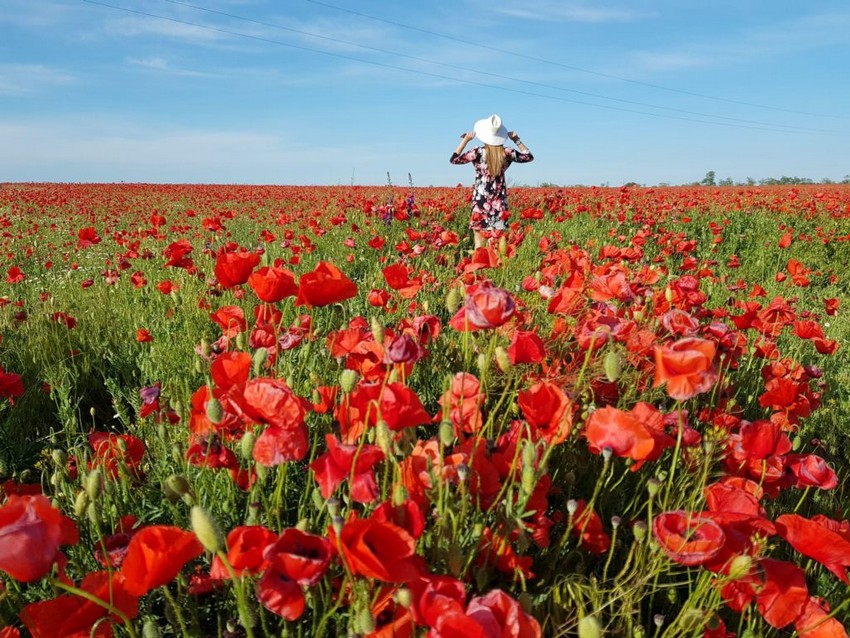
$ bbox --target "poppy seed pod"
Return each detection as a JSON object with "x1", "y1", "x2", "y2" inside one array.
[
  {"x1": 74, "y1": 490, "x2": 90, "y2": 518},
  {"x1": 252, "y1": 347, "x2": 268, "y2": 376},
  {"x1": 603, "y1": 350, "x2": 622, "y2": 382},
  {"x1": 494, "y1": 346, "x2": 512, "y2": 373},
  {"x1": 191, "y1": 506, "x2": 224, "y2": 553},
  {"x1": 370, "y1": 316, "x2": 384, "y2": 344},
  {"x1": 240, "y1": 432, "x2": 256, "y2": 461}
]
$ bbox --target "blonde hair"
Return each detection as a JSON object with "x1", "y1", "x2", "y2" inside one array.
[{"x1": 484, "y1": 144, "x2": 506, "y2": 178}]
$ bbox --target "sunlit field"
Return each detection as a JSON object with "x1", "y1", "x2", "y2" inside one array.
[{"x1": 1, "y1": 182, "x2": 850, "y2": 637}]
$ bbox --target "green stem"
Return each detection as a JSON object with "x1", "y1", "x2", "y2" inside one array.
[{"x1": 161, "y1": 585, "x2": 191, "y2": 638}]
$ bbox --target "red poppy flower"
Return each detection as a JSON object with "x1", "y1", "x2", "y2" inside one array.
[
  {"x1": 464, "y1": 589, "x2": 541, "y2": 638},
  {"x1": 120, "y1": 525, "x2": 204, "y2": 596},
  {"x1": 583, "y1": 405, "x2": 655, "y2": 462},
  {"x1": 215, "y1": 249, "x2": 260, "y2": 289},
  {"x1": 437, "y1": 372, "x2": 484, "y2": 435},
  {"x1": 5, "y1": 266, "x2": 25, "y2": 284},
  {"x1": 653, "y1": 510, "x2": 726, "y2": 566},
  {"x1": 310, "y1": 434, "x2": 384, "y2": 503},
  {"x1": 653, "y1": 337, "x2": 718, "y2": 400},
  {"x1": 135, "y1": 328, "x2": 153, "y2": 342},
  {"x1": 331, "y1": 516, "x2": 424, "y2": 583},
  {"x1": 507, "y1": 330, "x2": 546, "y2": 364},
  {"x1": 209, "y1": 305, "x2": 247, "y2": 337},
  {"x1": 0, "y1": 368, "x2": 24, "y2": 403},
  {"x1": 241, "y1": 377, "x2": 307, "y2": 431},
  {"x1": 786, "y1": 454, "x2": 838, "y2": 490},
  {"x1": 795, "y1": 596, "x2": 848, "y2": 638},
  {"x1": 756, "y1": 558, "x2": 808, "y2": 629},
  {"x1": 0, "y1": 495, "x2": 78, "y2": 582},
  {"x1": 210, "y1": 351, "x2": 251, "y2": 390},
  {"x1": 372, "y1": 500, "x2": 425, "y2": 540},
  {"x1": 518, "y1": 381, "x2": 573, "y2": 444},
  {"x1": 571, "y1": 500, "x2": 610, "y2": 555},
  {"x1": 248, "y1": 265, "x2": 298, "y2": 303},
  {"x1": 449, "y1": 282, "x2": 516, "y2": 331},
  {"x1": 775, "y1": 514, "x2": 850, "y2": 584},
  {"x1": 88, "y1": 432, "x2": 146, "y2": 479},
  {"x1": 382, "y1": 262, "x2": 423, "y2": 299},
  {"x1": 21, "y1": 571, "x2": 138, "y2": 638},
  {"x1": 255, "y1": 563, "x2": 305, "y2": 621},
  {"x1": 295, "y1": 261, "x2": 357, "y2": 307},
  {"x1": 76, "y1": 226, "x2": 102, "y2": 249},
  {"x1": 252, "y1": 424, "x2": 309, "y2": 466},
  {"x1": 0, "y1": 627, "x2": 19, "y2": 638},
  {"x1": 264, "y1": 528, "x2": 332, "y2": 586},
  {"x1": 210, "y1": 526, "x2": 277, "y2": 579}
]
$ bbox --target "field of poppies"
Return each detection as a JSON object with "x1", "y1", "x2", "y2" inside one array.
[{"x1": 1, "y1": 182, "x2": 849, "y2": 637}]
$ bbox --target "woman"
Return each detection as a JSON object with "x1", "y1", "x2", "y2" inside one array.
[{"x1": 451, "y1": 114, "x2": 533, "y2": 248}]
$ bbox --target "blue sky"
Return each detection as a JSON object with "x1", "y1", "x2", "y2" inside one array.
[{"x1": 2, "y1": 0, "x2": 849, "y2": 186}]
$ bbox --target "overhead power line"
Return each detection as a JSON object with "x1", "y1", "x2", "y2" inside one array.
[
  {"x1": 306, "y1": 0, "x2": 850, "y2": 121},
  {"x1": 162, "y1": 0, "x2": 845, "y2": 135},
  {"x1": 82, "y1": 0, "x2": 848, "y2": 137}
]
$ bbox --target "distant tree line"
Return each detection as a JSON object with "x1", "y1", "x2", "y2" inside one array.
[{"x1": 695, "y1": 170, "x2": 850, "y2": 187}]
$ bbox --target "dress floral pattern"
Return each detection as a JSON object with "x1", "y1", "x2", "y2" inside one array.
[{"x1": 451, "y1": 146, "x2": 534, "y2": 231}]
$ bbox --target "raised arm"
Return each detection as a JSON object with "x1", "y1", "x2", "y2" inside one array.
[
  {"x1": 451, "y1": 131, "x2": 477, "y2": 164},
  {"x1": 508, "y1": 131, "x2": 533, "y2": 162}
]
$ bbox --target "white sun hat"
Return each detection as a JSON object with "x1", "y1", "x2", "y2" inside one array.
[{"x1": 473, "y1": 114, "x2": 509, "y2": 146}]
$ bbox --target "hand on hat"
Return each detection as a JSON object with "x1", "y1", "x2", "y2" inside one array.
[
  {"x1": 508, "y1": 131, "x2": 520, "y2": 142},
  {"x1": 460, "y1": 131, "x2": 476, "y2": 142}
]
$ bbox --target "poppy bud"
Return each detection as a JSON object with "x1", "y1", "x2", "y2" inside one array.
[
  {"x1": 375, "y1": 420, "x2": 392, "y2": 454},
  {"x1": 498, "y1": 235, "x2": 507, "y2": 256},
  {"x1": 165, "y1": 474, "x2": 191, "y2": 498},
  {"x1": 240, "y1": 432, "x2": 256, "y2": 461},
  {"x1": 87, "y1": 502, "x2": 99, "y2": 525},
  {"x1": 521, "y1": 466, "x2": 536, "y2": 497},
  {"x1": 252, "y1": 347, "x2": 268, "y2": 376},
  {"x1": 792, "y1": 434, "x2": 802, "y2": 451},
  {"x1": 191, "y1": 506, "x2": 224, "y2": 553},
  {"x1": 392, "y1": 484, "x2": 408, "y2": 507},
  {"x1": 331, "y1": 515, "x2": 344, "y2": 536},
  {"x1": 632, "y1": 520, "x2": 647, "y2": 542},
  {"x1": 339, "y1": 369, "x2": 358, "y2": 393},
  {"x1": 142, "y1": 620, "x2": 162, "y2": 638},
  {"x1": 86, "y1": 469, "x2": 103, "y2": 500},
  {"x1": 679, "y1": 609, "x2": 704, "y2": 633},
  {"x1": 74, "y1": 491, "x2": 90, "y2": 518},
  {"x1": 355, "y1": 607, "x2": 375, "y2": 634},
  {"x1": 577, "y1": 616, "x2": 602, "y2": 638},
  {"x1": 472, "y1": 522, "x2": 483, "y2": 539},
  {"x1": 370, "y1": 316, "x2": 384, "y2": 344},
  {"x1": 603, "y1": 350, "x2": 622, "y2": 382},
  {"x1": 327, "y1": 497, "x2": 341, "y2": 518},
  {"x1": 476, "y1": 352, "x2": 489, "y2": 376},
  {"x1": 446, "y1": 287, "x2": 460, "y2": 314},
  {"x1": 727, "y1": 554, "x2": 752, "y2": 579},
  {"x1": 494, "y1": 346, "x2": 511, "y2": 373},
  {"x1": 395, "y1": 587, "x2": 413, "y2": 609},
  {"x1": 646, "y1": 478, "x2": 661, "y2": 499},
  {"x1": 200, "y1": 338, "x2": 211, "y2": 357},
  {"x1": 194, "y1": 358, "x2": 204, "y2": 374},
  {"x1": 633, "y1": 308, "x2": 644, "y2": 322},
  {"x1": 49, "y1": 471, "x2": 62, "y2": 488},
  {"x1": 522, "y1": 441, "x2": 537, "y2": 468},
  {"x1": 235, "y1": 331, "x2": 246, "y2": 351},
  {"x1": 205, "y1": 397, "x2": 223, "y2": 425},
  {"x1": 664, "y1": 287, "x2": 673, "y2": 303},
  {"x1": 439, "y1": 421, "x2": 455, "y2": 447},
  {"x1": 51, "y1": 449, "x2": 68, "y2": 467}
]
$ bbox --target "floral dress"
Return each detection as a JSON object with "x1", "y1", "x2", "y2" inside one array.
[{"x1": 451, "y1": 146, "x2": 534, "y2": 231}]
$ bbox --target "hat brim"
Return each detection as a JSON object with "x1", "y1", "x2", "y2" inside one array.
[{"x1": 474, "y1": 119, "x2": 508, "y2": 146}]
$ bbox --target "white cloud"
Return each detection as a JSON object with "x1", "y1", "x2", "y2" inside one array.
[
  {"x1": 125, "y1": 56, "x2": 217, "y2": 77},
  {"x1": 484, "y1": 0, "x2": 641, "y2": 23},
  {"x1": 0, "y1": 64, "x2": 76, "y2": 96}
]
